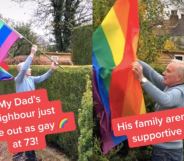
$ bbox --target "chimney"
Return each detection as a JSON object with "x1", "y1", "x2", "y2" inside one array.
[
  {"x1": 171, "y1": 10, "x2": 178, "y2": 15},
  {"x1": 170, "y1": 10, "x2": 179, "y2": 26},
  {"x1": 181, "y1": 14, "x2": 184, "y2": 20}
]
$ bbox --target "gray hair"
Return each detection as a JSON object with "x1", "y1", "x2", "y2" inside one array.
[{"x1": 171, "y1": 60, "x2": 184, "y2": 83}]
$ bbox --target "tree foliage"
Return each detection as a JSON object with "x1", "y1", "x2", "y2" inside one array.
[
  {"x1": 93, "y1": 0, "x2": 115, "y2": 29},
  {"x1": 138, "y1": 0, "x2": 167, "y2": 63},
  {"x1": 50, "y1": 0, "x2": 81, "y2": 51},
  {"x1": 13, "y1": 0, "x2": 92, "y2": 52},
  {"x1": 164, "y1": 39, "x2": 176, "y2": 50},
  {"x1": 10, "y1": 23, "x2": 38, "y2": 56},
  {"x1": 165, "y1": 0, "x2": 184, "y2": 7}
]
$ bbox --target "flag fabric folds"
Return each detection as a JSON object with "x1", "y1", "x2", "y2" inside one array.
[
  {"x1": 0, "y1": 19, "x2": 21, "y2": 63},
  {"x1": 93, "y1": 0, "x2": 146, "y2": 153},
  {"x1": 0, "y1": 66, "x2": 13, "y2": 80},
  {"x1": 0, "y1": 62, "x2": 9, "y2": 71}
]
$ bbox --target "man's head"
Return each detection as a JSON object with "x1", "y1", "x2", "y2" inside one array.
[
  {"x1": 163, "y1": 60, "x2": 184, "y2": 86},
  {"x1": 17, "y1": 62, "x2": 32, "y2": 76}
]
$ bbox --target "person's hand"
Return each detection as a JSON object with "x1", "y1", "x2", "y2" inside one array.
[
  {"x1": 30, "y1": 45, "x2": 38, "y2": 57},
  {"x1": 50, "y1": 62, "x2": 58, "y2": 71},
  {"x1": 132, "y1": 61, "x2": 144, "y2": 81}
]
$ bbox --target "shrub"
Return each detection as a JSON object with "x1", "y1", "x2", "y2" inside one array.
[
  {"x1": 72, "y1": 25, "x2": 92, "y2": 65},
  {"x1": 78, "y1": 75, "x2": 93, "y2": 161}
]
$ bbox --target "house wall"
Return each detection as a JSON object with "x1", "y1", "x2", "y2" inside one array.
[
  {"x1": 157, "y1": 50, "x2": 184, "y2": 65},
  {"x1": 5, "y1": 52, "x2": 73, "y2": 65}
]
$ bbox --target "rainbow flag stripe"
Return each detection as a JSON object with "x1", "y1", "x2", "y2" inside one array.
[
  {"x1": 93, "y1": 0, "x2": 146, "y2": 153},
  {"x1": 0, "y1": 67, "x2": 13, "y2": 80},
  {"x1": 0, "y1": 19, "x2": 21, "y2": 63}
]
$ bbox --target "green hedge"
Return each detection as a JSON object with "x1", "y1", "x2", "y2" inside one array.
[
  {"x1": 72, "y1": 25, "x2": 92, "y2": 65},
  {"x1": 0, "y1": 64, "x2": 166, "y2": 161},
  {"x1": 0, "y1": 65, "x2": 91, "y2": 161},
  {"x1": 78, "y1": 75, "x2": 93, "y2": 161}
]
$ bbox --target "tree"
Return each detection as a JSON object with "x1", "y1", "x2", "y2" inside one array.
[
  {"x1": 10, "y1": 23, "x2": 38, "y2": 56},
  {"x1": 13, "y1": 0, "x2": 92, "y2": 52},
  {"x1": 138, "y1": 0, "x2": 167, "y2": 63},
  {"x1": 93, "y1": 0, "x2": 115, "y2": 29},
  {"x1": 165, "y1": 0, "x2": 184, "y2": 7}
]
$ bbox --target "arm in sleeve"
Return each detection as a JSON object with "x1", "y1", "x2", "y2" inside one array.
[
  {"x1": 14, "y1": 55, "x2": 33, "y2": 83},
  {"x1": 142, "y1": 81, "x2": 182, "y2": 108},
  {"x1": 139, "y1": 60, "x2": 165, "y2": 90},
  {"x1": 33, "y1": 69, "x2": 53, "y2": 84}
]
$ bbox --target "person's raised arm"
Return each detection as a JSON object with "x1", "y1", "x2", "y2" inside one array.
[
  {"x1": 15, "y1": 45, "x2": 37, "y2": 83},
  {"x1": 33, "y1": 62, "x2": 58, "y2": 84}
]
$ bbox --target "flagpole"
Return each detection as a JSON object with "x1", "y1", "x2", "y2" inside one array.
[
  {"x1": 0, "y1": 18, "x2": 64, "y2": 70},
  {"x1": 22, "y1": 36, "x2": 64, "y2": 70}
]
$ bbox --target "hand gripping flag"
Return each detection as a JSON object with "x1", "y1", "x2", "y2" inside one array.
[
  {"x1": 93, "y1": 0, "x2": 146, "y2": 153},
  {"x1": 0, "y1": 19, "x2": 21, "y2": 63}
]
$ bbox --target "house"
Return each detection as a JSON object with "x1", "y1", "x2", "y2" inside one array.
[
  {"x1": 154, "y1": 10, "x2": 184, "y2": 64},
  {"x1": 157, "y1": 50, "x2": 184, "y2": 65}
]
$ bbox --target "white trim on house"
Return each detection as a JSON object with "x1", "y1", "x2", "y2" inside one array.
[{"x1": 174, "y1": 54, "x2": 184, "y2": 61}]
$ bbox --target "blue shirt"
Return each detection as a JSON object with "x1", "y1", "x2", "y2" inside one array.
[
  {"x1": 140, "y1": 61, "x2": 184, "y2": 149},
  {"x1": 15, "y1": 55, "x2": 53, "y2": 93}
]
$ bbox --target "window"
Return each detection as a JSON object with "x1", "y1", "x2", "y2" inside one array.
[{"x1": 174, "y1": 55, "x2": 184, "y2": 61}]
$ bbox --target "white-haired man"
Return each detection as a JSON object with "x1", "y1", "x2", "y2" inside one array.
[
  {"x1": 132, "y1": 60, "x2": 184, "y2": 161},
  {"x1": 13, "y1": 45, "x2": 57, "y2": 161}
]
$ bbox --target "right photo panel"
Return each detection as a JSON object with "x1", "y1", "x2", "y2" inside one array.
[{"x1": 93, "y1": 0, "x2": 184, "y2": 161}]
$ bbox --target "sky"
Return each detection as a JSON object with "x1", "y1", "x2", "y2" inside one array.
[
  {"x1": 0, "y1": 0, "x2": 182, "y2": 39},
  {"x1": 0, "y1": 0, "x2": 49, "y2": 41},
  {"x1": 0, "y1": 0, "x2": 181, "y2": 24},
  {"x1": 0, "y1": 0, "x2": 35, "y2": 23},
  {"x1": 0, "y1": 0, "x2": 92, "y2": 42}
]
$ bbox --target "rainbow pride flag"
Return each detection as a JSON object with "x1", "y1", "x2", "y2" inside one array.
[
  {"x1": 0, "y1": 19, "x2": 21, "y2": 63},
  {"x1": 0, "y1": 62, "x2": 9, "y2": 71},
  {"x1": 93, "y1": 0, "x2": 146, "y2": 153},
  {"x1": 0, "y1": 66, "x2": 13, "y2": 80}
]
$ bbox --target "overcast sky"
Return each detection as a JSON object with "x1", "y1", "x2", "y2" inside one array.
[
  {"x1": 0, "y1": 0, "x2": 36, "y2": 23},
  {"x1": 0, "y1": 0, "x2": 49, "y2": 41}
]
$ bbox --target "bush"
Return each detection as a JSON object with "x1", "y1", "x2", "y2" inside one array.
[
  {"x1": 72, "y1": 25, "x2": 92, "y2": 65},
  {"x1": 0, "y1": 65, "x2": 91, "y2": 161},
  {"x1": 78, "y1": 75, "x2": 93, "y2": 161}
]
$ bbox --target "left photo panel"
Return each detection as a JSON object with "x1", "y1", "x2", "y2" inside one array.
[{"x1": 0, "y1": 0, "x2": 92, "y2": 161}]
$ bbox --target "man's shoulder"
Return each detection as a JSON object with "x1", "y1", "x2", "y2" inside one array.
[
  {"x1": 28, "y1": 76, "x2": 36, "y2": 80},
  {"x1": 169, "y1": 84, "x2": 184, "y2": 94}
]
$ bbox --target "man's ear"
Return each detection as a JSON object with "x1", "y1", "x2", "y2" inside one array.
[{"x1": 177, "y1": 74, "x2": 183, "y2": 83}]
